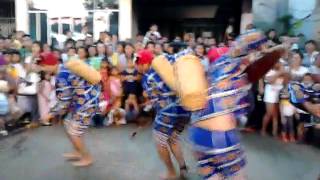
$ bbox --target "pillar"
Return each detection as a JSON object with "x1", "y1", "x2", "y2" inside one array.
[
  {"x1": 15, "y1": 0, "x2": 29, "y2": 33},
  {"x1": 119, "y1": 0, "x2": 132, "y2": 41},
  {"x1": 240, "y1": 0, "x2": 253, "y2": 33}
]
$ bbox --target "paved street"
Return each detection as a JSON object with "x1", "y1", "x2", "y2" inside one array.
[{"x1": 0, "y1": 125, "x2": 319, "y2": 180}]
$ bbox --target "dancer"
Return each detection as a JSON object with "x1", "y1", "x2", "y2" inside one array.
[
  {"x1": 47, "y1": 59, "x2": 101, "y2": 167},
  {"x1": 155, "y1": 30, "x2": 286, "y2": 179},
  {"x1": 138, "y1": 49, "x2": 191, "y2": 180}
]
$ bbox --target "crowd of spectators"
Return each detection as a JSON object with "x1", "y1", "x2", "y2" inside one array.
[{"x1": 0, "y1": 24, "x2": 319, "y2": 145}]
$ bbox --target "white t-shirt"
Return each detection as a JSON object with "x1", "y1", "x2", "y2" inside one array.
[
  {"x1": 309, "y1": 66, "x2": 320, "y2": 75},
  {"x1": 264, "y1": 70, "x2": 283, "y2": 103},
  {"x1": 288, "y1": 66, "x2": 308, "y2": 81}
]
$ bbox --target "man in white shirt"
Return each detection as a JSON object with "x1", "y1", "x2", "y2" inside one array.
[
  {"x1": 309, "y1": 54, "x2": 320, "y2": 75},
  {"x1": 303, "y1": 40, "x2": 319, "y2": 67}
]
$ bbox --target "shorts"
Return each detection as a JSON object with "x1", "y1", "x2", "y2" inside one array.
[
  {"x1": 189, "y1": 126, "x2": 246, "y2": 179},
  {"x1": 263, "y1": 85, "x2": 280, "y2": 103},
  {"x1": 280, "y1": 99, "x2": 295, "y2": 117},
  {"x1": 153, "y1": 113, "x2": 189, "y2": 147}
]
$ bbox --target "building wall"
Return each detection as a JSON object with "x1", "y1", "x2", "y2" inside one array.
[
  {"x1": 253, "y1": 0, "x2": 289, "y2": 32},
  {"x1": 253, "y1": 0, "x2": 319, "y2": 42},
  {"x1": 288, "y1": 0, "x2": 320, "y2": 41}
]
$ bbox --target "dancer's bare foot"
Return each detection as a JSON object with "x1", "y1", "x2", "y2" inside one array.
[
  {"x1": 63, "y1": 152, "x2": 81, "y2": 161},
  {"x1": 160, "y1": 172, "x2": 178, "y2": 180},
  {"x1": 179, "y1": 165, "x2": 188, "y2": 179},
  {"x1": 72, "y1": 156, "x2": 93, "y2": 167}
]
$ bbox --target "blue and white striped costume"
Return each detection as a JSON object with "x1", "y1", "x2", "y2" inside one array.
[
  {"x1": 51, "y1": 65, "x2": 101, "y2": 136},
  {"x1": 289, "y1": 81, "x2": 320, "y2": 111},
  {"x1": 189, "y1": 30, "x2": 268, "y2": 179},
  {"x1": 142, "y1": 50, "x2": 191, "y2": 147}
]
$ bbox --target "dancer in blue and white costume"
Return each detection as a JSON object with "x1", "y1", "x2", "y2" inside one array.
[
  {"x1": 49, "y1": 63, "x2": 101, "y2": 167},
  {"x1": 177, "y1": 30, "x2": 285, "y2": 180},
  {"x1": 139, "y1": 49, "x2": 192, "y2": 180}
]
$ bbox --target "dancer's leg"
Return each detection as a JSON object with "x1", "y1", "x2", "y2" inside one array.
[
  {"x1": 168, "y1": 132, "x2": 187, "y2": 178},
  {"x1": 156, "y1": 143, "x2": 177, "y2": 180},
  {"x1": 70, "y1": 134, "x2": 93, "y2": 167}
]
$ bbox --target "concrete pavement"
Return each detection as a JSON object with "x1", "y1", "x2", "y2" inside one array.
[{"x1": 0, "y1": 125, "x2": 319, "y2": 180}]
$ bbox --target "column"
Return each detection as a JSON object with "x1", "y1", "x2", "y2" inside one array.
[
  {"x1": 15, "y1": 0, "x2": 29, "y2": 33},
  {"x1": 119, "y1": 0, "x2": 132, "y2": 41}
]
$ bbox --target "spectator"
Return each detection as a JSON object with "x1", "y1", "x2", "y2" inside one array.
[
  {"x1": 136, "y1": 34, "x2": 144, "y2": 43},
  {"x1": 144, "y1": 24, "x2": 161, "y2": 44},
  {"x1": 134, "y1": 41, "x2": 144, "y2": 53},
  {"x1": 118, "y1": 43, "x2": 135, "y2": 72},
  {"x1": 20, "y1": 34, "x2": 32, "y2": 60},
  {"x1": 38, "y1": 71, "x2": 53, "y2": 126},
  {"x1": 266, "y1": 29, "x2": 280, "y2": 47},
  {"x1": 0, "y1": 37, "x2": 5, "y2": 54},
  {"x1": 194, "y1": 44, "x2": 209, "y2": 72},
  {"x1": 97, "y1": 31, "x2": 111, "y2": 44},
  {"x1": 146, "y1": 41, "x2": 156, "y2": 54},
  {"x1": 289, "y1": 50, "x2": 308, "y2": 81},
  {"x1": 121, "y1": 59, "x2": 140, "y2": 99},
  {"x1": 303, "y1": 40, "x2": 319, "y2": 67},
  {"x1": 196, "y1": 37, "x2": 204, "y2": 44},
  {"x1": 43, "y1": 43, "x2": 51, "y2": 53},
  {"x1": 297, "y1": 73, "x2": 314, "y2": 142},
  {"x1": 309, "y1": 54, "x2": 320, "y2": 75},
  {"x1": 100, "y1": 59, "x2": 110, "y2": 100},
  {"x1": 76, "y1": 40, "x2": 85, "y2": 48},
  {"x1": 62, "y1": 47, "x2": 77, "y2": 62},
  {"x1": 125, "y1": 94, "x2": 139, "y2": 123},
  {"x1": 18, "y1": 41, "x2": 42, "y2": 127},
  {"x1": 261, "y1": 62, "x2": 285, "y2": 137},
  {"x1": 77, "y1": 47, "x2": 90, "y2": 64},
  {"x1": 0, "y1": 68, "x2": 10, "y2": 136},
  {"x1": 88, "y1": 45, "x2": 102, "y2": 71},
  {"x1": 107, "y1": 67, "x2": 123, "y2": 105},
  {"x1": 96, "y1": 42, "x2": 106, "y2": 58},
  {"x1": 84, "y1": 36, "x2": 94, "y2": 47},
  {"x1": 106, "y1": 99, "x2": 126, "y2": 126},
  {"x1": 109, "y1": 42, "x2": 125, "y2": 67},
  {"x1": 154, "y1": 43, "x2": 163, "y2": 56},
  {"x1": 7, "y1": 50, "x2": 26, "y2": 80}
]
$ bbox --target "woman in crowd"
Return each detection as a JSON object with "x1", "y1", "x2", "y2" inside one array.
[
  {"x1": 78, "y1": 47, "x2": 89, "y2": 63},
  {"x1": 261, "y1": 62, "x2": 285, "y2": 137},
  {"x1": 88, "y1": 45, "x2": 101, "y2": 71},
  {"x1": 121, "y1": 59, "x2": 140, "y2": 100},
  {"x1": 266, "y1": 29, "x2": 280, "y2": 47},
  {"x1": 194, "y1": 43, "x2": 209, "y2": 72},
  {"x1": 289, "y1": 50, "x2": 309, "y2": 81},
  {"x1": 118, "y1": 43, "x2": 135, "y2": 72},
  {"x1": 38, "y1": 71, "x2": 53, "y2": 126}
]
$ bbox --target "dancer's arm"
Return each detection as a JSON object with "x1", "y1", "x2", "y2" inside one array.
[{"x1": 245, "y1": 45, "x2": 286, "y2": 83}]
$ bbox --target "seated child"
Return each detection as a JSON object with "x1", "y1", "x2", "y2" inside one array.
[
  {"x1": 125, "y1": 94, "x2": 139, "y2": 123},
  {"x1": 106, "y1": 98, "x2": 126, "y2": 126},
  {"x1": 121, "y1": 59, "x2": 140, "y2": 99}
]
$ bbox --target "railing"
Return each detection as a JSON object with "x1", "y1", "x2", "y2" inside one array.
[{"x1": 0, "y1": 17, "x2": 15, "y2": 37}]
